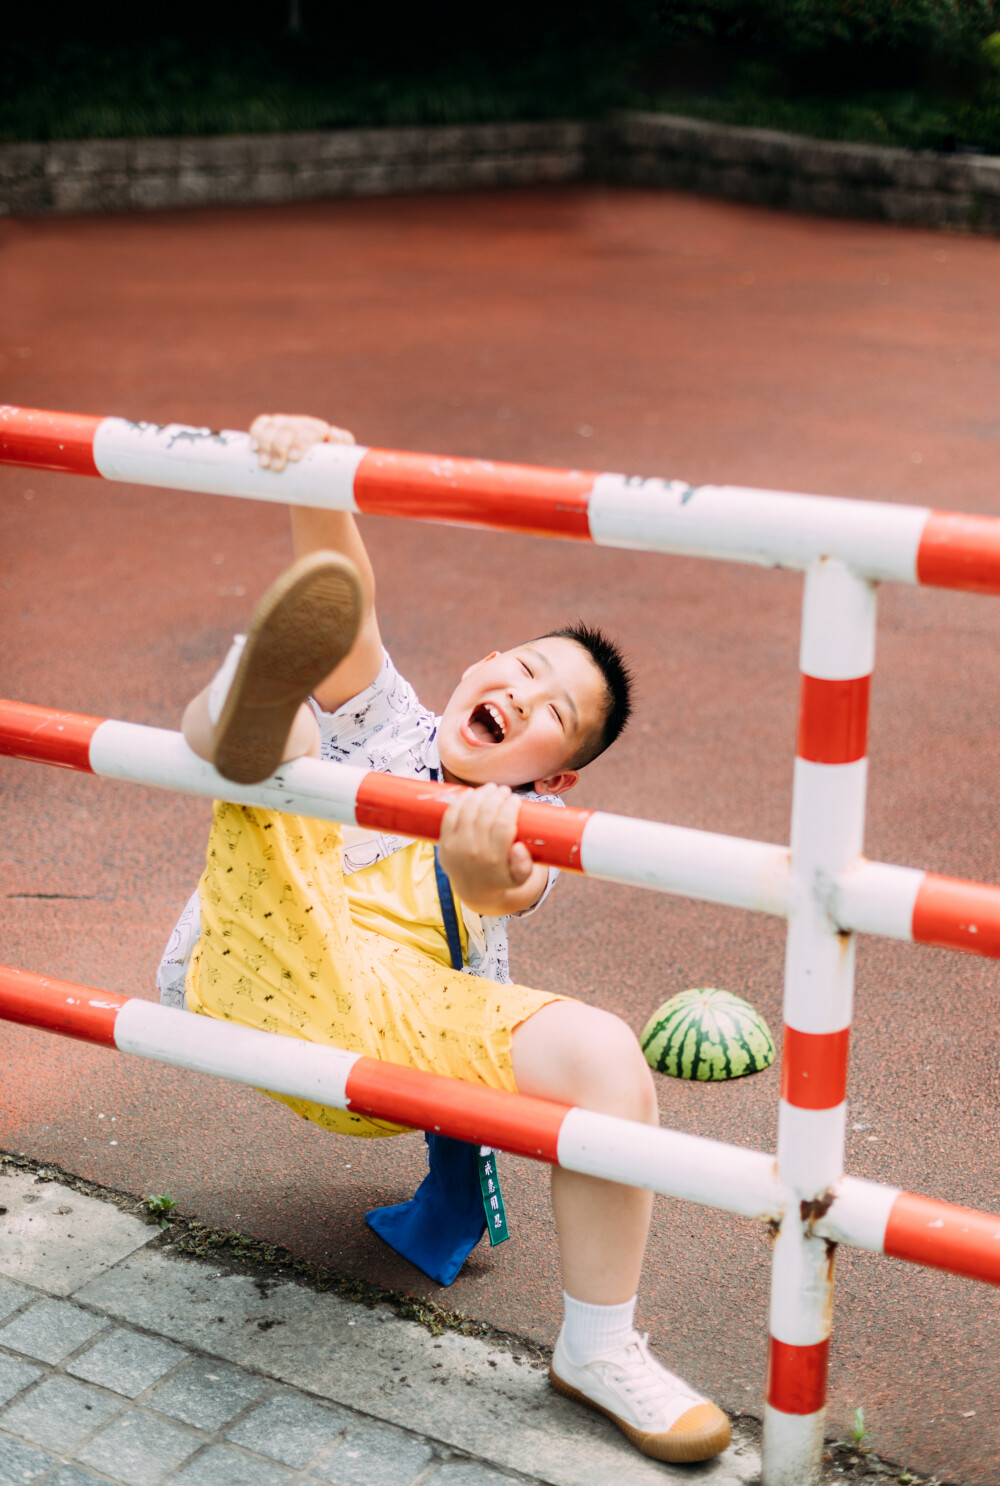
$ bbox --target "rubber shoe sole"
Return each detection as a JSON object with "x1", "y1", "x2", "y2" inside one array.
[
  {"x1": 549, "y1": 1366, "x2": 731, "y2": 1463},
  {"x1": 211, "y1": 551, "x2": 363, "y2": 785}
]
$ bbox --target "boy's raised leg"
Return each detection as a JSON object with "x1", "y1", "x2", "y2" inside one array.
[
  {"x1": 182, "y1": 550, "x2": 363, "y2": 784},
  {"x1": 512, "y1": 1001, "x2": 731, "y2": 1463}
]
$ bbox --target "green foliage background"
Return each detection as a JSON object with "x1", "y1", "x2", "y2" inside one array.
[
  {"x1": 649, "y1": 0, "x2": 998, "y2": 59},
  {"x1": 3, "y1": 1, "x2": 999, "y2": 151}
]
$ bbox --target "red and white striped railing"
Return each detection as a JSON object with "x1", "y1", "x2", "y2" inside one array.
[
  {"x1": 2, "y1": 962, "x2": 998, "y2": 1293},
  {"x1": 4, "y1": 697, "x2": 999, "y2": 963},
  {"x1": 4, "y1": 404, "x2": 1000, "y2": 592},
  {"x1": 7, "y1": 404, "x2": 1000, "y2": 1485}
]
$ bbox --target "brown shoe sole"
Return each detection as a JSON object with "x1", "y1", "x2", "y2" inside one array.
[
  {"x1": 212, "y1": 551, "x2": 363, "y2": 785},
  {"x1": 549, "y1": 1366, "x2": 732, "y2": 1464}
]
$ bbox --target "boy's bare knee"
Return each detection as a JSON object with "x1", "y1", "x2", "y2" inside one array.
[
  {"x1": 513, "y1": 1001, "x2": 657, "y2": 1123},
  {"x1": 563, "y1": 1010, "x2": 655, "y2": 1121}
]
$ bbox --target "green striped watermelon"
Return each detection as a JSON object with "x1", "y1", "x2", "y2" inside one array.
[{"x1": 640, "y1": 988, "x2": 775, "y2": 1081}]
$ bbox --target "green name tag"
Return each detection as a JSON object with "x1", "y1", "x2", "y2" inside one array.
[{"x1": 478, "y1": 1149, "x2": 510, "y2": 1246}]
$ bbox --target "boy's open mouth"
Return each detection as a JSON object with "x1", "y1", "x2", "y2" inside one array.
[{"x1": 467, "y1": 701, "x2": 507, "y2": 744}]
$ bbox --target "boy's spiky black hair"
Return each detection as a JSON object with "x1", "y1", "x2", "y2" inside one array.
[{"x1": 541, "y1": 622, "x2": 634, "y2": 769}]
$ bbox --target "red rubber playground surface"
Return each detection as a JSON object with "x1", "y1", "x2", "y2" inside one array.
[{"x1": 2, "y1": 187, "x2": 1000, "y2": 1482}]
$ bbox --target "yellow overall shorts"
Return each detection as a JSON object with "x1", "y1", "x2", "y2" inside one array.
[{"x1": 185, "y1": 801, "x2": 562, "y2": 1137}]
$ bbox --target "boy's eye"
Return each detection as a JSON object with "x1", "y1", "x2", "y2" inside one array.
[
  {"x1": 519, "y1": 659, "x2": 533, "y2": 677},
  {"x1": 551, "y1": 705, "x2": 563, "y2": 728}
]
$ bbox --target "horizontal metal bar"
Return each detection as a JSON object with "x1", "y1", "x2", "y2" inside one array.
[
  {"x1": 4, "y1": 962, "x2": 999, "y2": 1285},
  {"x1": 0, "y1": 701, "x2": 792, "y2": 917},
  {"x1": 9, "y1": 405, "x2": 1000, "y2": 592}
]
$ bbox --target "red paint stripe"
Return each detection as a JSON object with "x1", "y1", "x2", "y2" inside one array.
[
  {"x1": 912, "y1": 874, "x2": 1000, "y2": 960},
  {"x1": 0, "y1": 699, "x2": 102, "y2": 771},
  {"x1": 766, "y1": 1337, "x2": 830, "y2": 1415},
  {"x1": 781, "y1": 1025, "x2": 850, "y2": 1110},
  {"x1": 354, "y1": 449, "x2": 594, "y2": 539},
  {"x1": 354, "y1": 773, "x2": 592, "y2": 869},
  {"x1": 510, "y1": 799, "x2": 590, "y2": 871},
  {"x1": 355, "y1": 772, "x2": 457, "y2": 838},
  {"x1": 0, "y1": 406, "x2": 101, "y2": 477},
  {"x1": 885, "y1": 1192, "x2": 1000, "y2": 1287},
  {"x1": 796, "y1": 674, "x2": 870, "y2": 765},
  {"x1": 916, "y1": 510, "x2": 1000, "y2": 597},
  {"x1": 0, "y1": 964, "x2": 126, "y2": 1047},
  {"x1": 345, "y1": 1058, "x2": 567, "y2": 1160}
]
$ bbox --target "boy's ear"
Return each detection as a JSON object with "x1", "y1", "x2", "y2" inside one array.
[
  {"x1": 461, "y1": 652, "x2": 500, "y2": 680},
  {"x1": 533, "y1": 769, "x2": 578, "y2": 796}
]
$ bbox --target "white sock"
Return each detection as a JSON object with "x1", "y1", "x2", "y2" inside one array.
[
  {"x1": 207, "y1": 635, "x2": 246, "y2": 724},
  {"x1": 560, "y1": 1292, "x2": 637, "y2": 1365}
]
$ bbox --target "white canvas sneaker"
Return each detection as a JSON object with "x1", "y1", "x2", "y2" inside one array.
[
  {"x1": 549, "y1": 1329, "x2": 731, "y2": 1463},
  {"x1": 208, "y1": 550, "x2": 362, "y2": 785}
]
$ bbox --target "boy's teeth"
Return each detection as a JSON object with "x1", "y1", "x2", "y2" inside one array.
[{"x1": 468, "y1": 702, "x2": 506, "y2": 743}]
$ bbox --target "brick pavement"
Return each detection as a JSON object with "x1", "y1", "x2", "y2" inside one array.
[
  {"x1": 0, "y1": 1279, "x2": 538, "y2": 1486},
  {"x1": 0, "y1": 1284, "x2": 522, "y2": 1485}
]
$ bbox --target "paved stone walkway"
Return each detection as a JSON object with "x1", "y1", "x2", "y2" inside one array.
[
  {"x1": 0, "y1": 1275, "x2": 522, "y2": 1486},
  {"x1": 0, "y1": 1166, "x2": 760, "y2": 1486}
]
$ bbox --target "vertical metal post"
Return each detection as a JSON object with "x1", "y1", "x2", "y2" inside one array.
[{"x1": 762, "y1": 559, "x2": 876, "y2": 1484}]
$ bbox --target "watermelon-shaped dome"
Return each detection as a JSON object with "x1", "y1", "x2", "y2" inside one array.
[{"x1": 640, "y1": 988, "x2": 775, "y2": 1081}]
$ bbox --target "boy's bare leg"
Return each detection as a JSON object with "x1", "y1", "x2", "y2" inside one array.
[
  {"x1": 512, "y1": 1001, "x2": 731, "y2": 1463},
  {"x1": 511, "y1": 1001, "x2": 655, "y2": 1303}
]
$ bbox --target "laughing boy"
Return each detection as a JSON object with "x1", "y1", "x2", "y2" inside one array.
[{"x1": 161, "y1": 412, "x2": 731, "y2": 1465}]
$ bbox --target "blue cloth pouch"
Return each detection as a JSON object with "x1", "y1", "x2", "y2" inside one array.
[{"x1": 365, "y1": 1132, "x2": 487, "y2": 1286}]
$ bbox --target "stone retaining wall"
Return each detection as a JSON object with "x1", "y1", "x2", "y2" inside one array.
[
  {"x1": 0, "y1": 121, "x2": 590, "y2": 216},
  {"x1": 2, "y1": 111, "x2": 999, "y2": 233},
  {"x1": 611, "y1": 112, "x2": 1000, "y2": 233}
]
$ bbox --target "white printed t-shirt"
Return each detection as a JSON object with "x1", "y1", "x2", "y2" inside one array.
[{"x1": 156, "y1": 649, "x2": 562, "y2": 1007}]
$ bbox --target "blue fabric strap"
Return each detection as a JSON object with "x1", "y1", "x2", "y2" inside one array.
[
  {"x1": 433, "y1": 846, "x2": 465, "y2": 973},
  {"x1": 429, "y1": 816, "x2": 509, "y2": 1250},
  {"x1": 428, "y1": 763, "x2": 466, "y2": 976},
  {"x1": 364, "y1": 761, "x2": 510, "y2": 1282}
]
